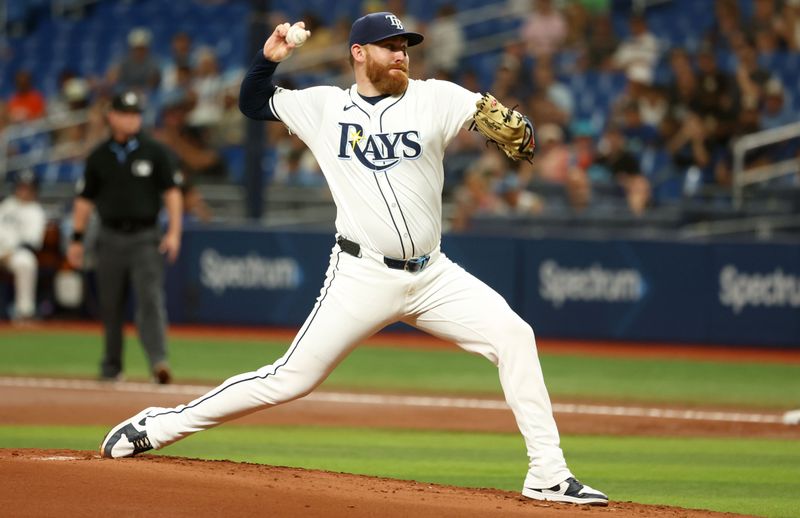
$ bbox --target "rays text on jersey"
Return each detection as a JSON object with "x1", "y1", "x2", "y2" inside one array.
[{"x1": 337, "y1": 122, "x2": 422, "y2": 171}]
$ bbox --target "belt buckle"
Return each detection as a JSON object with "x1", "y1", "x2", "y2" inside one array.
[{"x1": 405, "y1": 255, "x2": 430, "y2": 273}]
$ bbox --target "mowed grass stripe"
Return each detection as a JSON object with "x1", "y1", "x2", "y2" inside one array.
[
  {"x1": 1, "y1": 331, "x2": 799, "y2": 408},
  {"x1": 0, "y1": 377, "x2": 787, "y2": 424}
]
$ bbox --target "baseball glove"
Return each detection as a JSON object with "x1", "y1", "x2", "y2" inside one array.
[{"x1": 471, "y1": 93, "x2": 535, "y2": 162}]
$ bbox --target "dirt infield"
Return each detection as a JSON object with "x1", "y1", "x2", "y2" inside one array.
[{"x1": 3, "y1": 449, "x2": 747, "y2": 518}]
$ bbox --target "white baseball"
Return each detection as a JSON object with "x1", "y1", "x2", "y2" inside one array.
[{"x1": 286, "y1": 25, "x2": 309, "y2": 47}]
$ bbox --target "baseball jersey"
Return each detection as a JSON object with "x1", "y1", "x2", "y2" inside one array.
[
  {"x1": 269, "y1": 79, "x2": 481, "y2": 259},
  {"x1": 0, "y1": 196, "x2": 46, "y2": 255}
]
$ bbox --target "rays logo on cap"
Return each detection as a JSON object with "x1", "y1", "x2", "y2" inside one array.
[
  {"x1": 131, "y1": 159, "x2": 153, "y2": 177},
  {"x1": 385, "y1": 14, "x2": 403, "y2": 29}
]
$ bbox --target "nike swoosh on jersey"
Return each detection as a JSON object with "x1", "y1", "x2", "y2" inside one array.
[{"x1": 343, "y1": 104, "x2": 357, "y2": 111}]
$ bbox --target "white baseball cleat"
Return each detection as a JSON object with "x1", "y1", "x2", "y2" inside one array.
[
  {"x1": 99, "y1": 407, "x2": 156, "y2": 458},
  {"x1": 522, "y1": 477, "x2": 608, "y2": 506}
]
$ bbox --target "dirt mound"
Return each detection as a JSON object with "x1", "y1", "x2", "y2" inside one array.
[{"x1": 2, "y1": 449, "x2": 745, "y2": 517}]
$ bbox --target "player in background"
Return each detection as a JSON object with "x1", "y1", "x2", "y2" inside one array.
[
  {"x1": 0, "y1": 169, "x2": 46, "y2": 323},
  {"x1": 99, "y1": 12, "x2": 608, "y2": 506}
]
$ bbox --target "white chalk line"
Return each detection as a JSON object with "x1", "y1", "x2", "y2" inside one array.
[{"x1": 0, "y1": 376, "x2": 787, "y2": 425}]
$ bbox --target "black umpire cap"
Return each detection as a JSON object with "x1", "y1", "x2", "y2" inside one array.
[
  {"x1": 110, "y1": 91, "x2": 144, "y2": 113},
  {"x1": 349, "y1": 12, "x2": 424, "y2": 47}
]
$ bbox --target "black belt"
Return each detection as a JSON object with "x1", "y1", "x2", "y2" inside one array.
[
  {"x1": 337, "y1": 237, "x2": 431, "y2": 273},
  {"x1": 102, "y1": 220, "x2": 156, "y2": 233}
]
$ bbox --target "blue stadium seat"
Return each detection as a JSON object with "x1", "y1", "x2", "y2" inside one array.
[{"x1": 221, "y1": 146, "x2": 245, "y2": 183}]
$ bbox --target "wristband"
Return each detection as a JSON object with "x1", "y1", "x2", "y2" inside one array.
[{"x1": 71, "y1": 231, "x2": 84, "y2": 243}]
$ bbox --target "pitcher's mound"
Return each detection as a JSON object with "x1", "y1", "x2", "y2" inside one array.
[{"x1": 2, "y1": 449, "x2": 740, "y2": 517}]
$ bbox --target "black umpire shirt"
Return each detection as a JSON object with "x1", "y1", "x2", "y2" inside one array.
[{"x1": 79, "y1": 133, "x2": 177, "y2": 229}]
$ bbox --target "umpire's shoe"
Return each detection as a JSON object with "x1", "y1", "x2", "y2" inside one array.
[
  {"x1": 522, "y1": 477, "x2": 608, "y2": 506},
  {"x1": 99, "y1": 407, "x2": 156, "y2": 458}
]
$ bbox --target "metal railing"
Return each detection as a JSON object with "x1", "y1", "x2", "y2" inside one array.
[
  {"x1": 732, "y1": 121, "x2": 800, "y2": 210},
  {"x1": 0, "y1": 108, "x2": 94, "y2": 182}
]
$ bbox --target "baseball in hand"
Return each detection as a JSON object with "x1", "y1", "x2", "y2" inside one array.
[{"x1": 286, "y1": 25, "x2": 309, "y2": 47}]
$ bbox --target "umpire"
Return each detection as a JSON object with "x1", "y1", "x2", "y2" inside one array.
[{"x1": 67, "y1": 91, "x2": 182, "y2": 384}]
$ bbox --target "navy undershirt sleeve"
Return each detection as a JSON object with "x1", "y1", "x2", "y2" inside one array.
[{"x1": 238, "y1": 50, "x2": 280, "y2": 121}]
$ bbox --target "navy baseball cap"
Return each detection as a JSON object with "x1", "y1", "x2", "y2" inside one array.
[
  {"x1": 349, "y1": 12, "x2": 424, "y2": 47},
  {"x1": 110, "y1": 91, "x2": 143, "y2": 113}
]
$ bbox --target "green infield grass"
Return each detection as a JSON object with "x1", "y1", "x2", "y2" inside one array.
[
  {"x1": 1, "y1": 329, "x2": 798, "y2": 408},
  {"x1": 0, "y1": 425, "x2": 797, "y2": 518}
]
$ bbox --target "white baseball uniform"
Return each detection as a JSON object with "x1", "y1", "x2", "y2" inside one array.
[
  {"x1": 0, "y1": 195, "x2": 46, "y2": 318},
  {"x1": 143, "y1": 77, "x2": 572, "y2": 488}
]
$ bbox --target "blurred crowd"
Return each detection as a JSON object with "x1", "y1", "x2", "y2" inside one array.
[
  {"x1": 445, "y1": 0, "x2": 800, "y2": 229},
  {"x1": 1, "y1": 0, "x2": 799, "y2": 230},
  {"x1": 1, "y1": 25, "x2": 244, "y2": 192}
]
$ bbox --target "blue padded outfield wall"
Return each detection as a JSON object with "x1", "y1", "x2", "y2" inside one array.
[{"x1": 165, "y1": 228, "x2": 800, "y2": 347}]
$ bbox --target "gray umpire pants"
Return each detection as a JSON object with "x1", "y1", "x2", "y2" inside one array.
[{"x1": 95, "y1": 226, "x2": 167, "y2": 378}]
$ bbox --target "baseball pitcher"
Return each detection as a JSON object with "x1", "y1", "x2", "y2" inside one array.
[{"x1": 100, "y1": 12, "x2": 607, "y2": 506}]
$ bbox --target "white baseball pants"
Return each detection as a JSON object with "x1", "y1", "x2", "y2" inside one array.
[
  {"x1": 5, "y1": 248, "x2": 37, "y2": 318},
  {"x1": 146, "y1": 243, "x2": 572, "y2": 487}
]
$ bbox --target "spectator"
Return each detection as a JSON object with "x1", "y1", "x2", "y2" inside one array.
[
  {"x1": 744, "y1": 0, "x2": 785, "y2": 46},
  {"x1": 497, "y1": 171, "x2": 545, "y2": 216},
  {"x1": 705, "y1": 0, "x2": 744, "y2": 52},
  {"x1": 0, "y1": 101, "x2": 8, "y2": 134},
  {"x1": 520, "y1": 0, "x2": 567, "y2": 58},
  {"x1": 51, "y1": 78, "x2": 107, "y2": 161},
  {"x1": 53, "y1": 77, "x2": 92, "y2": 116},
  {"x1": 760, "y1": 78, "x2": 794, "y2": 130},
  {"x1": 160, "y1": 32, "x2": 194, "y2": 94},
  {"x1": 6, "y1": 70, "x2": 46, "y2": 122},
  {"x1": 666, "y1": 49, "x2": 695, "y2": 108},
  {"x1": 491, "y1": 60, "x2": 524, "y2": 102},
  {"x1": 161, "y1": 64, "x2": 196, "y2": 103},
  {"x1": 108, "y1": 27, "x2": 161, "y2": 94},
  {"x1": 273, "y1": 135, "x2": 324, "y2": 187},
  {"x1": 594, "y1": 126, "x2": 650, "y2": 215},
  {"x1": 532, "y1": 123, "x2": 570, "y2": 184},
  {"x1": 693, "y1": 46, "x2": 738, "y2": 147},
  {"x1": 611, "y1": 64, "x2": 661, "y2": 135},
  {"x1": 638, "y1": 83, "x2": 669, "y2": 130},
  {"x1": 451, "y1": 149, "x2": 509, "y2": 231},
  {"x1": 694, "y1": 47, "x2": 735, "y2": 116},
  {"x1": 384, "y1": 0, "x2": 422, "y2": 33},
  {"x1": 426, "y1": 4, "x2": 465, "y2": 75},
  {"x1": 618, "y1": 100, "x2": 659, "y2": 155},
  {"x1": 667, "y1": 112, "x2": 713, "y2": 195},
  {"x1": 153, "y1": 95, "x2": 226, "y2": 180},
  {"x1": 562, "y1": 2, "x2": 590, "y2": 53},
  {"x1": 611, "y1": 14, "x2": 660, "y2": 78},
  {"x1": 295, "y1": 12, "x2": 335, "y2": 54},
  {"x1": 188, "y1": 47, "x2": 225, "y2": 128},
  {"x1": 210, "y1": 83, "x2": 246, "y2": 148},
  {"x1": 0, "y1": 170, "x2": 47, "y2": 322},
  {"x1": 532, "y1": 58, "x2": 574, "y2": 123},
  {"x1": 584, "y1": 12, "x2": 619, "y2": 71},
  {"x1": 733, "y1": 43, "x2": 772, "y2": 112},
  {"x1": 778, "y1": 0, "x2": 800, "y2": 51},
  {"x1": 180, "y1": 182, "x2": 213, "y2": 224}
]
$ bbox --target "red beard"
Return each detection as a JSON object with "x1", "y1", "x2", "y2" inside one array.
[{"x1": 366, "y1": 54, "x2": 409, "y2": 96}]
